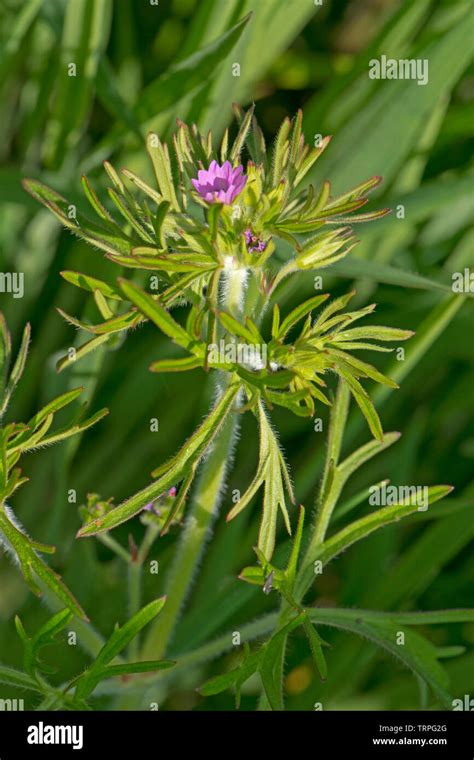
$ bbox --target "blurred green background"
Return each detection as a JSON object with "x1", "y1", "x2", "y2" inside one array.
[{"x1": 0, "y1": 0, "x2": 473, "y2": 710}]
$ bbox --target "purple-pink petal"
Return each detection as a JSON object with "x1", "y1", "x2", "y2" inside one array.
[{"x1": 191, "y1": 161, "x2": 247, "y2": 205}]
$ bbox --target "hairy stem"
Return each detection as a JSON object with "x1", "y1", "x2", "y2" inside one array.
[
  {"x1": 98, "y1": 533, "x2": 131, "y2": 563},
  {"x1": 141, "y1": 399, "x2": 238, "y2": 659},
  {"x1": 128, "y1": 524, "x2": 160, "y2": 660},
  {"x1": 299, "y1": 379, "x2": 350, "y2": 589},
  {"x1": 258, "y1": 380, "x2": 350, "y2": 710},
  {"x1": 140, "y1": 270, "x2": 247, "y2": 660}
]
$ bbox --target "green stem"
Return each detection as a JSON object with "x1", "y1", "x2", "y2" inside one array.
[
  {"x1": 141, "y1": 396, "x2": 239, "y2": 660},
  {"x1": 96, "y1": 612, "x2": 279, "y2": 697},
  {"x1": 223, "y1": 264, "x2": 248, "y2": 316},
  {"x1": 258, "y1": 381, "x2": 350, "y2": 710},
  {"x1": 299, "y1": 379, "x2": 350, "y2": 583},
  {"x1": 128, "y1": 562, "x2": 142, "y2": 660},
  {"x1": 138, "y1": 524, "x2": 161, "y2": 564},
  {"x1": 128, "y1": 524, "x2": 160, "y2": 660},
  {"x1": 141, "y1": 268, "x2": 247, "y2": 660},
  {"x1": 98, "y1": 533, "x2": 131, "y2": 563}
]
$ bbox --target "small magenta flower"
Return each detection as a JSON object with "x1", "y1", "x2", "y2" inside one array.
[
  {"x1": 144, "y1": 487, "x2": 176, "y2": 512},
  {"x1": 244, "y1": 228, "x2": 268, "y2": 253},
  {"x1": 192, "y1": 160, "x2": 247, "y2": 204}
]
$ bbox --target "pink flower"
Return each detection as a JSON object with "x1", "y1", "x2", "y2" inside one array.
[
  {"x1": 192, "y1": 160, "x2": 247, "y2": 204},
  {"x1": 244, "y1": 228, "x2": 268, "y2": 253},
  {"x1": 143, "y1": 486, "x2": 176, "y2": 512}
]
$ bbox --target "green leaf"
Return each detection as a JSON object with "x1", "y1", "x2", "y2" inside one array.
[
  {"x1": 331, "y1": 350, "x2": 399, "y2": 389},
  {"x1": 238, "y1": 565, "x2": 266, "y2": 586},
  {"x1": 75, "y1": 598, "x2": 169, "y2": 699},
  {"x1": 360, "y1": 174, "x2": 474, "y2": 242},
  {"x1": 277, "y1": 294, "x2": 329, "y2": 339},
  {"x1": 8, "y1": 389, "x2": 84, "y2": 449},
  {"x1": 226, "y1": 401, "x2": 293, "y2": 561},
  {"x1": 333, "y1": 325, "x2": 414, "y2": 343},
  {"x1": 337, "y1": 368, "x2": 384, "y2": 441},
  {"x1": 0, "y1": 664, "x2": 41, "y2": 693},
  {"x1": 0, "y1": 323, "x2": 30, "y2": 418},
  {"x1": 86, "y1": 13, "x2": 251, "y2": 167},
  {"x1": 272, "y1": 117, "x2": 291, "y2": 186},
  {"x1": 286, "y1": 505, "x2": 305, "y2": 589},
  {"x1": 311, "y1": 290, "x2": 355, "y2": 332},
  {"x1": 31, "y1": 608, "x2": 71, "y2": 642},
  {"x1": 78, "y1": 380, "x2": 240, "y2": 536},
  {"x1": 197, "y1": 3, "x2": 317, "y2": 134},
  {"x1": 20, "y1": 609, "x2": 73, "y2": 676},
  {"x1": 15, "y1": 408, "x2": 109, "y2": 453},
  {"x1": 0, "y1": 0, "x2": 42, "y2": 83},
  {"x1": 93, "y1": 287, "x2": 113, "y2": 321},
  {"x1": 80, "y1": 174, "x2": 114, "y2": 222},
  {"x1": 109, "y1": 188, "x2": 155, "y2": 241},
  {"x1": 57, "y1": 306, "x2": 141, "y2": 336},
  {"x1": 302, "y1": 616, "x2": 328, "y2": 680},
  {"x1": 94, "y1": 58, "x2": 144, "y2": 143},
  {"x1": 306, "y1": 608, "x2": 454, "y2": 708},
  {"x1": 199, "y1": 647, "x2": 261, "y2": 708},
  {"x1": 0, "y1": 314, "x2": 12, "y2": 405},
  {"x1": 22, "y1": 178, "x2": 135, "y2": 257},
  {"x1": 6, "y1": 415, "x2": 53, "y2": 457},
  {"x1": 331, "y1": 479, "x2": 386, "y2": 522},
  {"x1": 337, "y1": 432, "x2": 401, "y2": 481},
  {"x1": 355, "y1": 609, "x2": 474, "y2": 626},
  {"x1": 217, "y1": 310, "x2": 259, "y2": 344},
  {"x1": 229, "y1": 104, "x2": 254, "y2": 163},
  {"x1": 310, "y1": 4, "x2": 474, "y2": 194},
  {"x1": 98, "y1": 599, "x2": 166, "y2": 668},
  {"x1": 150, "y1": 201, "x2": 171, "y2": 247},
  {"x1": 329, "y1": 258, "x2": 458, "y2": 296},
  {"x1": 97, "y1": 660, "x2": 175, "y2": 680},
  {"x1": 149, "y1": 356, "x2": 202, "y2": 373},
  {"x1": 44, "y1": 0, "x2": 112, "y2": 168},
  {"x1": 131, "y1": 249, "x2": 216, "y2": 274},
  {"x1": 364, "y1": 507, "x2": 474, "y2": 612},
  {"x1": 56, "y1": 335, "x2": 112, "y2": 373},
  {"x1": 145, "y1": 135, "x2": 180, "y2": 211},
  {"x1": 0, "y1": 510, "x2": 87, "y2": 620},
  {"x1": 321, "y1": 484, "x2": 453, "y2": 564},
  {"x1": 118, "y1": 278, "x2": 203, "y2": 354},
  {"x1": 294, "y1": 136, "x2": 332, "y2": 187},
  {"x1": 121, "y1": 169, "x2": 163, "y2": 207},
  {"x1": 374, "y1": 296, "x2": 466, "y2": 406},
  {"x1": 61, "y1": 270, "x2": 121, "y2": 300},
  {"x1": 259, "y1": 614, "x2": 305, "y2": 710}
]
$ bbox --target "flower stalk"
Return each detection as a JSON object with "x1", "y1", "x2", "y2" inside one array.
[{"x1": 141, "y1": 268, "x2": 246, "y2": 659}]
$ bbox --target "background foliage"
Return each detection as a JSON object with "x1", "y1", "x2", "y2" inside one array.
[{"x1": 0, "y1": 0, "x2": 473, "y2": 710}]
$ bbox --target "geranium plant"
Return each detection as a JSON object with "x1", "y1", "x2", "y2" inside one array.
[{"x1": 16, "y1": 106, "x2": 471, "y2": 710}]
